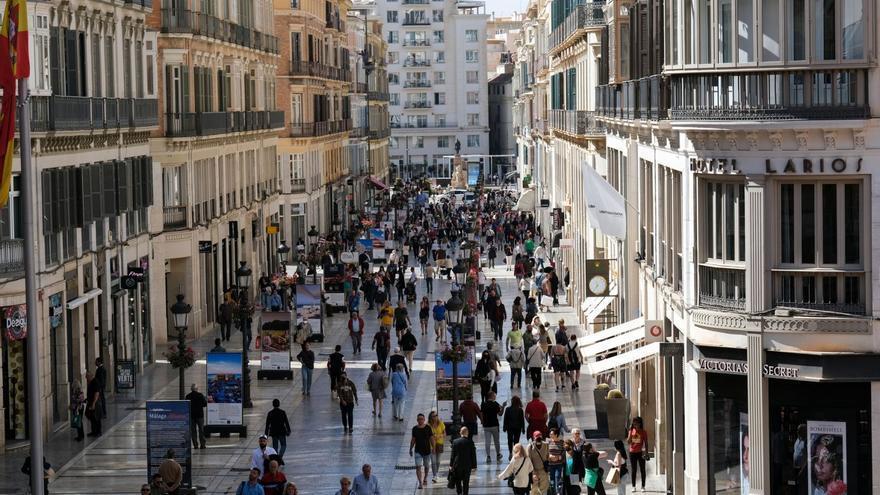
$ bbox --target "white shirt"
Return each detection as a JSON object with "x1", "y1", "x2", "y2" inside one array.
[
  {"x1": 251, "y1": 445, "x2": 278, "y2": 471},
  {"x1": 535, "y1": 246, "x2": 547, "y2": 259}
]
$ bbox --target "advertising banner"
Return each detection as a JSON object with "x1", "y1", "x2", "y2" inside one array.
[
  {"x1": 807, "y1": 421, "x2": 847, "y2": 495},
  {"x1": 370, "y1": 228, "x2": 386, "y2": 261},
  {"x1": 115, "y1": 360, "x2": 136, "y2": 391},
  {"x1": 205, "y1": 353, "x2": 243, "y2": 426},
  {"x1": 146, "y1": 400, "x2": 191, "y2": 487},
  {"x1": 296, "y1": 284, "x2": 323, "y2": 335},
  {"x1": 260, "y1": 312, "x2": 291, "y2": 371},
  {"x1": 435, "y1": 349, "x2": 473, "y2": 422},
  {"x1": 49, "y1": 293, "x2": 63, "y2": 329}
]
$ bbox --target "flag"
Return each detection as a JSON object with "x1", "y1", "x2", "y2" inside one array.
[
  {"x1": 582, "y1": 162, "x2": 627, "y2": 240},
  {"x1": 0, "y1": 0, "x2": 28, "y2": 208}
]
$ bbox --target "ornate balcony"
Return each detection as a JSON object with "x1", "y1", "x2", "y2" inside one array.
[
  {"x1": 0, "y1": 239, "x2": 23, "y2": 275},
  {"x1": 549, "y1": 3, "x2": 605, "y2": 53},
  {"x1": 289, "y1": 119, "x2": 353, "y2": 138},
  {"x1": 27, "y1": 96, "x2": 159, "y2": 132},
  {"x1": 403, "y1": 80, "x2": 432, "y2": 88},
  {"x1": 160, "y1": 9, "x2": 278, "y2": 54},
  {"x1": 596, "y1": 75, "x2": 669, "y2": 121},
  {"x1": 549, "y1": 109, "x2": 604, "y2": 137},
  {"x1": 402, "y1": 59, "x2": 431, "y2": 68},
  {"x1": 289, "y1": 60, "x2": 352, "y2": 82},
  {"x1": 698, "y1": 264, "x2": 746, "y2": 312},
  {"x1": 402, "y1": 39, "x2": 431, "y2": 47},
  {"x1": 164, "y1": 110, "x2": 284, "y2": 137},
  {"x1": 404, "y1": 101, "x2": 432, "y2": 109},
  {"x1": 163, "y1": 206, "x2": 188, "y2": 229}
]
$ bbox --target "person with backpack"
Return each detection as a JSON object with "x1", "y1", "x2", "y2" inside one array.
[
  {"x1": 502, "y1": 395, "x2": 526, "y2": 458},
  {"x1": 526, "y1": 342, "x2": 545, "y2": 389},
  {"x1": 506, "y1": 345, "x2": 525, "y2": 389},
  {"x1": 567, "y1": 334, "x2": 583, "y2": 389},
  {"x1": 548, "y1": 401, "x2": 568, "y2": 435}
]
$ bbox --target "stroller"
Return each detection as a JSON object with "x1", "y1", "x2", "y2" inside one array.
[{"x1": 405, "y1": 281, "x2": 417, "y2": 303}]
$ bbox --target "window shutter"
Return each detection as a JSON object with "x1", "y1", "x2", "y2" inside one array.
[
  {"x1": 64, "y1": 29, "x2": 78, "y2": 96},
  {"x1": 130, "y1": 158, "x2": 142, "y2": 210},
  {"x1": 68, "y1": 168, "x2": 83, "y2": 228},
  {"x1": 41, "y1": 170, "x2": 53, "y2": 233},
  {"x1": 91, "y1": 163, "x2": 103, "y2": 219},
  {"x1": 143, "y1": 157, "x2": 154, "y2": 207},
  {"x1": 103, "y1": 161, "x2": 117, "y2": 216},
  {"x1": 80, "y1": 166, "x2": 92, "y2": 224},
  {"x1": 180, "y1": 65, "x2": 190, "y2": 113},
  {"x1": 164, "y1": 65, "x2": 172, "y2": 113},
  {"x1": 49, "y1": 27, "x2": 61, "y2": 95}
]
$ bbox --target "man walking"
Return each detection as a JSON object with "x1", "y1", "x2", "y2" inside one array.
[
  {"x1": 327, "y1": 345, "x2": 346, "y2": 396},
  {"x1": 432, "y1": 300, "x2": 447, "y2": 343},
  {"x1": 250, "y1": 435, "x2": 277, "y2": 472},
  {"x1": 352, "y1": 464, "x2": 380, "y2": 495},
  {"x1": 296, "y1": 342, "x2": 315, "y2": 395},
  {"x1": 480, "y1": 392, "x2": 505, "y2": 464},
  {"x1": 450, "y1": 426, "x2": 477, "y2": 495},
  {"x1": 424, "y1": 263, "x2": 435, "y2": 293},
  {"x1": 85, "y1": 371, "x2": 102, "y2": 436},
  {"x1": 526, "y1": 342, "x2": 545, "y2": 389},
  {"x1": 372, "y1": 327, "x2": 392, "y2": 371},
  {"x1": 218, "y1": 300, "x2": 233, "y2": 342},
  {"x1": 337, "y1": 371, "x2": 358, "y2": 434},
  {"x1": 410, "y1": 413, "x2": 434, "y2": 489},
  {"x1": 236, "y1": 468, "x2": 265, "y2": 495},
  {"x1": 399, "y1": 327, "x2": 418, "y2": 372},
  {"x1": 263, "y1": 399, "x2": 291, "y2": 457},
  {"x1": 348, "y1": 311, "x2": 365, "y2": 354},
  {"x1": 186, "y1": 384, "x2": 207, "y2": 449},
  {"x1": 95, "y1": 357, "x2": 107, "y2": 418}
]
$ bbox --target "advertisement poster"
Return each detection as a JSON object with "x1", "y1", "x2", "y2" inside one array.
[
  {"x1": 739, "y1": 413, "x2": 749, "y2": 495},
  {"x1": 146, "y1": 400, "x2": 191, "y2": 487},
  {"x1": 4, "y1": 304, "x2": 27, "y2": 341},
  {"x1": 358, "y1": 238, "x2": 373, "y2": 254},
  {"x1": 49, "y1": 293, "x2": 63, "y2": 329},
  {"x1": 206, "y1": 353, "x2": 243, "y2": 426},
  {"x1": 325, "y1": 292, "x2": 346, "y2": 307},
  {"x1": 295, "y1": 284, "x2": 323, "y2": 335},
  {"x1": 370, "y1": 228, "x2": 386, "y2": 261},
  {"x1": 115, "y1": 360, "x2": 136, "y2": 390},
  {"x1": 296, "y1": 284, "x2": 322, "y2": 305},
  {"x1": 435, "y1": 349, "x2": 473, "y2": 421},
  {"x1": 807, "y1": 421, "x2": 847, "y2": 495},
  {"x1": 260, "y1": 312, "x2": 291, "y2": 371}
]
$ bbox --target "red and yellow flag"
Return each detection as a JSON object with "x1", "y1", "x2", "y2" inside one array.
[{"x1": 0, "y1": 0, "x2": 28, "y2": 208}]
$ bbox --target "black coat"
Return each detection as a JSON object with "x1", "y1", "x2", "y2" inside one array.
[
  {"x1": 264, "y1": 407, "x2": 291, "y2": 437},
  {"x1": 450, "y1": 436, "x2": 477, "y2": 475},
  {"x1": 185, "y1": 391, "x2": 208, "y2": 419},
  {"x1": 503, "y1": 406, "x2": 526, "y2": 436}
]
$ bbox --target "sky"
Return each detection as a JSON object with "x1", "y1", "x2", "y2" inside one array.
[{"x1": 484, "y1": 0, "x2": 527, "y2": 18}]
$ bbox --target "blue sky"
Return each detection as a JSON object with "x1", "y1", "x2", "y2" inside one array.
[{"x1": 485, "y1": 0, "x2": 526, "y2": 18}]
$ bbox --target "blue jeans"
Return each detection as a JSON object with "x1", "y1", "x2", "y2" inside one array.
[
  {"x1": 272, "y1": 435, "x2": 287, "y2": 457},
  {"x1": 549, "y1": 464, "x2": 564, "y2": 495},
  {"x1": 426, "y1": 278, "x2": 433, "y2": 293},
  {"x1": 301, "y1": 367, "x2": 313, "y2": 394}
]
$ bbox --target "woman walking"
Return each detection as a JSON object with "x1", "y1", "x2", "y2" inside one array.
[
  {"x1": 70, "y1": 381, "x2": 85, "y2": 441},
  {"x1": 497, "y1": 444, "x2": 533, "y2": 495},
  {"x1": 583, "y1": 443, "x2": 608, "y2": 495},
  {"x1": 607, "y1": 440, "x2": 628, "y2": 495},
  {"x1": 626, "y1": 417, "x2": 648, "y2": 492},
  {"x1": 511, "y1": 297, "x2": 524, "y2": 330},
  {"x1": 502, "y1": 396, "x2": 526, "y2": 458},
  {"x1": 391, "y1": 364, "x2": 408, "y2": 421},
  {"x1": 428, "y1": 411, "x2": 446, "y2": 483},
  {"x1": 548, "y1": 401, "x2": 568, "y2": 435},
  {"x1": 419, "y1": 296, "x2": 430, "y2": 335},
  {"x1": 367, "y1": 364, "x2": 387, "y2": 418},
  {"x1": 567, "y1": 334, "x2": 583, "y2": 389}
]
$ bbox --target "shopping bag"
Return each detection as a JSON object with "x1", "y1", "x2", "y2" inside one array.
[
  {"x1": 584, "y1": 468, "x2": 599, "y2": 489},
  {"x1": 541, "y1": 295, "x2": 554, "y2": 307},
  {"x1": 605, "y1": 467, "x2": 620, "y2": 485}
]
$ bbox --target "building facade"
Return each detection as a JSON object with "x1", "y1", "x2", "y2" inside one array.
[
  {"x1": 147, "y1": 0, "x2": 283, "y2": 356},
  {"x1": 488, "y1": 70, "x2": 515, "y2": 179},
  {"x1": 374, "y1": 0, "x2": 489, "y2": 180},
  {"x1": 517, "y1": 0, "x2": 880, "y2": 493},
  {"x1": 485, "y1": 14, "x2": 520, "y2": 77},
  {"x1": 0, "y1": 0, "x2": 159, "y2": 450}
]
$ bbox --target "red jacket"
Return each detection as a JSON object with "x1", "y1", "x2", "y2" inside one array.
[{"x1": 348, "y1": 317, "x2": 365, "y2": 335}]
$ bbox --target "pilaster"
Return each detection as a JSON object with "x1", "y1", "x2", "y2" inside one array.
[
  {"x1": 747, "y1": 333, "x2": 770, "y2": 494},
  {"x1": 744, "y1": 176, "x2": 768, "y2": 313}
]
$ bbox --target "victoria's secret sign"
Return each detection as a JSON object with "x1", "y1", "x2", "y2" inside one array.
[{"x1": 695, "y1": 358, "x2": 800, "y2": 379}]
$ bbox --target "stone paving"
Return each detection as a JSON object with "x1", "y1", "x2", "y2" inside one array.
[{"x1": 1, "y1": 261, "x2": 667, "y2": 495}]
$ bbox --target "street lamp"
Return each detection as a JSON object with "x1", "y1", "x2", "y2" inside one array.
[
  {"x1": 169, "y1": 294, "x2": 192, "y2": 400},
  {"x1": 278, "y1": 240, "x2": 291, "y2": 272},
  {"x1": 444, "y1": 290, "x2": 465, "y2": 435},
  {"x1": 235, "y1": 261, "x2": 254, "y2": 408},
  {"x1": 452, "y1": 259, "x2": 468, "y2": 286},
  {"x1": 307, "y1": 225, "x2": 319, "y2": 252}
]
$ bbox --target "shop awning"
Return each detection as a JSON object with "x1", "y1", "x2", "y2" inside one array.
[
  {"x1": 66, "y1": 288, "x2": 103, "y2": 310},
  {"x1": 582, "y1": 280, "x2": 618, "y2": 324},
  {"x1": 578, "y1": 316, "x2": 645, "y2": 347},
  {"x1": 514, "y1": 188, "x2": 535, "y2": 211},
  {"x1": 582, "y1": 327, "x2": 644, "y2": 359},
  {"x1": 367, "y1": 176, "x2": 388, "y2": 190},
  {"x1": 587, "y1": 342, "x2": 660, "y2": 376}
]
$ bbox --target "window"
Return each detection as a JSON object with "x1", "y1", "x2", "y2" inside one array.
[
  {"x1": 390, "y1": 93, "x2": 400, "y2": 105},
  {"x1": 387, "y1": 10, "x2": 398, "y2": 23},
  {"x1": 414, "y1": 136, "x2": 424, "y2": 148},
  {"x1": 466, "y1": 50, "x2": 479, "y2": 63},
  {"x1": 390, "y1": 137, "x2": 399, "y2": 148},
  {"x1": 434, "y1": 51, "x2": 445, "y2": 63},
  {"x1": 33, "y1": 18, "x2": 49, "y2": 91},
  {"x1": 466, "y1": 113, "x2": 479, "y2": 126},
  {"x1": 433, "y1": 30, "x2": 444, "y2": 43},
  {"x1": 434, "y1": 92, "x2": 445, "y2": 105},
  {"x1": 787, "y1": 0, "x2": 806, "y2": 60},
  {"x1": 388, "y1": 31, "x2": 399, "y2": 44},
  {"x1": 0, "y1": 175, "x2": 21, "y2": 239},
  {"x1": 841, "y1": 0, "x2": 864, "y2": 59},
  {"x1": 387, "y1": 51, "x2": 399, "y2": 64},
  {"x1": 437, "y1": 136, "x2": 449, "y2": 148},
  {"x1": 699, "y1": 179, "x2": 747, "y2": 311},
  {"x1": 466, "y1": 91, "x2": 479, "y2": 104},
  {"x1": 775, "y1": 181, "x2": 864, "y2": 314},
  {"x1": 465, "y1": 29, "x2": 478, "y2": 42},
  {"x1": 389, "y1": 73, "x2": 399, "y2": 85},
  {"x1": 467, "y1": 135, "x2": 480, "y2": 147},
  {"x1": 466, "y1": 70, "x2": 479, "y2": 83},
  {"x1": 434, "y1": 71, "x2": 445, "y2": 84},
  {"x1": 434, "y1": 114, "x2": 446, "y2": 126},
  {"x1": 432, "y1": 10, "x2": 443, "y2": 21}
]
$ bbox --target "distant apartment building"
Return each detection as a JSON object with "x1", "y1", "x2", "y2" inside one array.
[{"x1": 486, "y1": 14, "x2": 520, "y2": 77}]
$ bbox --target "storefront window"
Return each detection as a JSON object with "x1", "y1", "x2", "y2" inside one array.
[
  {"x1": 768, "y1": 380, "x2": 871, "y2": 494},
  {"x1": 707, "y1": 373, "x2": 748, "y2": 495}
]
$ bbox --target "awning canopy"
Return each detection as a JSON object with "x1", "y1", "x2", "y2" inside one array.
[
  {"x1": 367, "y1": 176, "x2": 388, "y2": 190},
  {"x1": 581, "y1": 327, "x2": 644, "y2": 359},
  {"x1": 582, "y1": 281, "x2": 617, "y2": 324},
  {"x1": 67, "y1": 288, "x2": 103, "y2": 310},
  {"x1": 578, "y1": 317, "x2": 645, "y2": 347},
  {"x1": 588, "y1": 342, "x2": 660, "y2": 376},
  {"x1": 514, "y1": 188, "x2": 536, "y2": 211}
]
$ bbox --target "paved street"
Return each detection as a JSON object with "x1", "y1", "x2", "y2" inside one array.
[{"x1": 3, "y1": 265, "x2": 665, "y2": 494}]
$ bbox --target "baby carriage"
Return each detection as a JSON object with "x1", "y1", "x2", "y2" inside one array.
[{"x1": 405, "y1": 281, "x2": 417, "y2": 303}]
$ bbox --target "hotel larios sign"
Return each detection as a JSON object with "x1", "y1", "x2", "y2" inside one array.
[
  {"x1": 689, "y1": 157, "x2": 863, "y2": 174},
  {"x1": 694, "y1": 358, "x2": 801, "y2": 379}
]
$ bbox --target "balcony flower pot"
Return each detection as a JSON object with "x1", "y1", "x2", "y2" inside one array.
[
  {"x1": 593, "y1": 384, "x2": 610, "y2": 434},
  {"x1": 605, "y1": 393, "x2": 630, "y2": 441}
]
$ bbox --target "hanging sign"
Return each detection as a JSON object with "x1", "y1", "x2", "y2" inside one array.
[{"x1": 4, "y1": 304, "x2": 27, "y2": 341}]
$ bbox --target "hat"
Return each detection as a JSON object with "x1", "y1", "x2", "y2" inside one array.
[
  {"x1": 532, "y1": 431, "x2": 543, "y2": 440},
  {"x1": 259, "y1": 434, "x2": 268, "y2": 440}
]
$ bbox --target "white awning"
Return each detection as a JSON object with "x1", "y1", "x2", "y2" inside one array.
[
  {"x1": 515, "y1": 188, "x2": 536, "y2": 211},
  {"x1": 577, "y1": 316, "x2": 645, "y2": 347},
  {"x1": 581, "y1": 328, "x2": 644, "y2": 358},
  {"x1": 66, "y1": 288, "x2": 103, "y2": 310},
  {"x1": 587, "y1": 342, "x2": 660, "y2": 376}
]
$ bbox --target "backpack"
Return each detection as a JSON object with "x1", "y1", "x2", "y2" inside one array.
[{"x1": 567, "y1": 343, "x2": 581, "y2": 364}]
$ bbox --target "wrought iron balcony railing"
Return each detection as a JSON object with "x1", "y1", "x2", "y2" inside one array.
[
  {"x1": 160, "y1": 9, "x2": 278, "y2": 54},
  {"x1": 549, "y1": 3, "x2": 605, "y2": 51},
  {"x1": 596, "y1": 75, "x2": 669, "y2": 121},
  {"x1": 402, "y1": 16, "x2": 431, "y2": 25},
  {"x1": 369, "y1": 127, "x2": 391, "y2": 139},
  {"x1": 163, "y1": 206, "x2": 188, "y2": 229},
  {"x1": 164, "y1": 110, "x2": 284, "y2": 137},
  {"x1": 289, "y1": 119, "x2": 353, "y2": 138},
  {"x1": 698, "y1": 264, "x2": 746, "y2": 312},
  {"x1": 26, "y1": 96, "x2": 158, "y2": 132},
  {"x1": 367, "y1": 92, "x2": 391, "y2": 101},
  {"x1": 402, "y1": 39, "x2": 431, "y2": 47},
  {"x1": 548, "y1": 109, "x2": 604, "y2": 136},
  {"x1": 402, "y1": 59, "x2": 431, "y2": 68},
  {"x1": 404, "y1": 101, "x2": 432, "y2": 109},
  {"x1": 403, "y1": 80, "x2": 432, "y2": 88},
  {"x1": 0, "y1": 239, "x2": 23, "y2": 275},
  {"x1": 289, "y1": 60, "x2": 352, "y2": 82}
]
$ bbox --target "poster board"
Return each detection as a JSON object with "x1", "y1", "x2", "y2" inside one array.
[
  {"x1": 296, "y1": 284, "x2": 323, "y2": 335},
  {"x1": 370, "y1": 228, "x2": 386, "y2": 262},
  {"x1": 435, "y1": 348, "x2": 473, "y2": 422},
  {"x1": 807, "y1": 421, "x2": 847, "y2": 495},
  {"x1": 146, "y1": 400, "x2": 191, "y2": 488},
  {"x1": 205, "y1": 353, "x2": 243, "y2": 426},
  {"x1": 259, "y1": 311, "x2": 292, "y2": 372},
  {"x1": 115, "y1": 360, "x2": 136, "y2": 391}
]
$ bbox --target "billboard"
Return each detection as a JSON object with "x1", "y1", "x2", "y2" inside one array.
[
  {"x1": 205, "y1": 353, "x2": 243, "y2": 426},
  {"x1": 807, "y1": 421, "x2": 847, "y2": 495},
  {"x1": 296, "y1": 284, "x2": 323, "y2": 335},
  {"x1": 260, "y1": 312, "x2": 291, "y2": 371},
  {"x1": 146, "y1": 400, "x2": 191, "y2": 488}
]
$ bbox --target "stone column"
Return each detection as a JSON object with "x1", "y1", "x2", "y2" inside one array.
[{"x1": 745, "y1": 176, "x2": 770, "y2": 494}]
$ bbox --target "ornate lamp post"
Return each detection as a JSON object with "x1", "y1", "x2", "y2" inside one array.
[
  {"x1": 307, "y1": 225, "x2": 320, "y2": 284},
  {"x1": 444, "y1": 290, "x2": 464, "y2": 433},
  {"x1": 235, "y1": 261, "x2": 254, "y2": 408},
  {"x1": 277, "y1": 240, "x2": 291, "y2": 274},
  {"x1": 169, "y1": 295, "x2": 192, "y2": 400}
]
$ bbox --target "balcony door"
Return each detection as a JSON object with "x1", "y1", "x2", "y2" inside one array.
[
  {"x1": 290, "y1": 94, "x2": 302, "y2": 126},
  {"x1": 165, "y1": 65, "x2": 188, "y2": 130}
]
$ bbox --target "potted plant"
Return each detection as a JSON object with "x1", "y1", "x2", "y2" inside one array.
[
  {"x1": 593, "y1": 383, "x2": 610, "y2": 434},
  {"x1": 605, "y1": 388, "x2": 630, "y2": 441}
]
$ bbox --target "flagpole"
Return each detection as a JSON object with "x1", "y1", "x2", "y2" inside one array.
[{"x1": 20, "y1": 74, "x2": 45, "y2": 495}]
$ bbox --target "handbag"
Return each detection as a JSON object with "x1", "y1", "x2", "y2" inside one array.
[
  {"x1": 71, "y1": 412, "x2": 82, "y2": 429},
  {"x1": 605, "y1": 467, "x2": 620, "y2": 485},
  {"x1": 447, "y1": 469, "x2": 457, "y2": 489},
  {"x1": 584, "y1": 468, "x2": 599, "y2": 489},
  {"x1": 507, "y1": 457, "x2": 527, "y2": 487}
]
